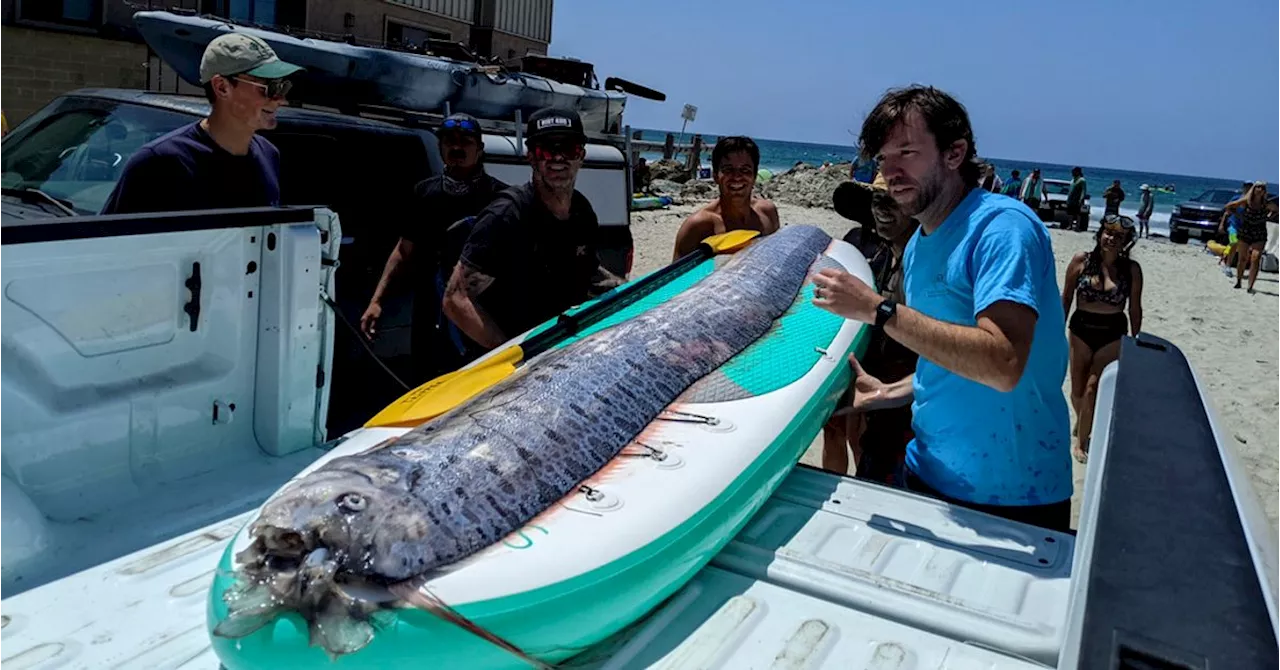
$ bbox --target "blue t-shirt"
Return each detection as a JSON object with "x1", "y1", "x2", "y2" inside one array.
[
  {"x1": 101, "y1": 121, "x2": 281, "y2": 215},
  {"x1": 902, "y1": 189, "x2": 1071, "y2": 506}
]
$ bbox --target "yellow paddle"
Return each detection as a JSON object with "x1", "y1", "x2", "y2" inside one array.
[{"x1": 363, "y1": 229, "x2": 761, "y2": 428}]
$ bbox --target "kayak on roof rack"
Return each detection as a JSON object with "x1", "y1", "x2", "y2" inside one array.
[{"x1": 132, "y1": 10, "x2": 664, "y2": 134}]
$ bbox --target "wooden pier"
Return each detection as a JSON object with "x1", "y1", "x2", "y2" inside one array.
[{"x1": 629, "y1": 130, "x2": 714, "y2": 171}]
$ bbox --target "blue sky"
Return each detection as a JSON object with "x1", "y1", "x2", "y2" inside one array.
[{"x1": 549, "y1": 0, "x2": 1278, "y2": 181}]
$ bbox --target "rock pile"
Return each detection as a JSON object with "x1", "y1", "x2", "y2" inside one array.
[
  {"x1": 662, "y1": 161, "x2": 855, "y2": 209},
  {"x1": 760, "y1": 162, "x2": 853, "y2": 209},
  {"x1": 646, "y1": 159, "x2": 694, "y2": 184}
]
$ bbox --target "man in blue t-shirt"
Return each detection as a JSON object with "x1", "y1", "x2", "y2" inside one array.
[
  {"x1": 101, "y1": 33, "x2": 303, "y2": 214},
  {"x1": 812, "y1": 85, "x2": 1071, "y2": 532}
]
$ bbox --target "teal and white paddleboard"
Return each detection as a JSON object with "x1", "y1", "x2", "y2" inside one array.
[{"x1": 208, "y1": 228, "x2": 874, "y2": 669}]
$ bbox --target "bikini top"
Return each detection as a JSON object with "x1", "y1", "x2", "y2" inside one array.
[{"x1": 1076, "y1": 253, "x2": 1130, "y2": 307}]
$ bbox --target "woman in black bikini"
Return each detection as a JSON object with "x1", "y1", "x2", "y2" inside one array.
[
  {"x1": 1061, "y1": 214, "x2": 1144, "y2": 463},
  {"x1": 1223, "y1": 181, "x2": 1271, "y2": 294}
]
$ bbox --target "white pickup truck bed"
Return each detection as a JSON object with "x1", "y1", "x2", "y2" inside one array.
[{"x1": 1, "y1": 465, "x2": 1072, "y2": 669}]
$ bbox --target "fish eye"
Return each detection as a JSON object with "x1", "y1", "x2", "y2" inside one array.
[{"x1": 337, "y1": 492, "x2": 367, "y2": 513}]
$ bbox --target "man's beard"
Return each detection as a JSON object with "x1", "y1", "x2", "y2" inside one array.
[
  {"x1": 898, "y1": 163, "x2": 945, "y2": 217},
  {"x1": 442, "y1": 170, "x2": 485, "y2": 196}
]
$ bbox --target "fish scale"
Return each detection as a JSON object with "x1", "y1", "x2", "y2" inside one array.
[{"x1": 242, "y1": 225, "x2": 831, "y2": 588}]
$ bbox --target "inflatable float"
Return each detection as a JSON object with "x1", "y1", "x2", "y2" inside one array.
[
  {"x1": 630, "y1": 194, "x2": 673, "y2": 210},
  {"x1": 132, "y1": 10, "x2": 628, "y2": 133},
  {"x1": 207, "y1": 225, "x2": 873, "y2": 669}
]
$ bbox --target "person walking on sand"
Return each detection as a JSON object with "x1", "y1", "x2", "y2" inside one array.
[
  {"x1": 442, "y1": 108, "x2": 625, "y2": 350},
  {"x1": 1103, "y1": 180, "x2": 1125, "y2": 217},
  {"x1": 1002, "y1": 170, "x2": 1022, "y2": 198},
  {"x1": 978, "y1": 162, "x2": 1003, "y2": 193},
  {"x1": 671, "y1": 136, "x2": 780, "y2": 260},
  {"x1": 1136, "y1": 184, "x2": 1154, "y2": 238},
  {"x1": 1067, "y1": 167, "x2": 1088, "y2": 231},
  {"x1": 811, "y1": 85, "x2": 1072, "y2": 532},
  {"x1": 1061, "y1": 214, "x2": 1143, "y2": 463},
  {"x1": 821, "y1": 171, "x2": 919, "y2": 484},
  {"x1": 1222, "y1": 181, "x2": 1272, "y2": 293},
  {"x1": 360, "y1": 113, "x2": 508, "y2": 381},
  {"x1": 1020, "y1": 168, "x2": 1044, "y2": 212}
]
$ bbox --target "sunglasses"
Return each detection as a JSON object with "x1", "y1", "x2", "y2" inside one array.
[
  {"x1": 1101, "y1": 214, "x2": 1135, "y2": 230},
  {"x1": 531, "y1": 142, "x2": 585, "y2": 161},
  {"x1": 232, "y1": 77, "x2": 292, "y2": 100},
  {"x1": 441, "y1": 117, "x2": 480, "y2": 133}
]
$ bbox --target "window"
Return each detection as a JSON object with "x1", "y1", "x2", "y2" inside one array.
[
  {"x1": 0, "y1": 99, "x2": 196, "y2": 215},
  {"x1": 18, "y1": 0, "x2": 104, "y2": 28},
  {"x1": 202, "y1": 0, "x2": 284, "y2": 26},
  {"x1": 386, "y1": 20, "x2": 451, "y2": 49}
]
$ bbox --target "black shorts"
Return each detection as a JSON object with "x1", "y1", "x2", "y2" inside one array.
[
  {"x1": 1069, "y1": 310, "x2": 1127, "y2": 353},
  {"x1": 904, "y1": 468, "x2": 1072, "y2": 533},
  {"x1": 856, "y1": 405, "x2": 913, "y2": 486}
]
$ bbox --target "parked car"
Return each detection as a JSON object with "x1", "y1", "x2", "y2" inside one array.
[
  {"x1": 1038, "y1": 178, "x2": 1090, "y2": 230},
  {"x1": 1167, "y1": 188, "x2": 1243, "y2": 243},
  {"x1": 1, "y1": 88, "x2": 635, "y2": 434}
]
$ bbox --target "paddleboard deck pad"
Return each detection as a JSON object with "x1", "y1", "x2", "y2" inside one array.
[{"x1": 207, "y1": 224, "x2": 873, "y2": 669}]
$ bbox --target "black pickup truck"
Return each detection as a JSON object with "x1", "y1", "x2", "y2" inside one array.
[{"x1": 1, "y1": 88, "x2": 635, "y2": 434}]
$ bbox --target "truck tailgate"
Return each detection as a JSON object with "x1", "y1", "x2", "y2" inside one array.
[
  {"x1": 1, "y1": 467, "x2": 1072, "y2": 669},
  {"x1": 0, "y1": 513, "x2": 248, "y2": 669}
]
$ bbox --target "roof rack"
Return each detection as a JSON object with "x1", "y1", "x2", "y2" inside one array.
[{"x1": 290, "y1": 101, "x2": 632, "y2": 148}]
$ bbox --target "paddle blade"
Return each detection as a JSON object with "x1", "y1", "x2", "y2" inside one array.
[
  {"x1": 702, "y1": 229, "x2": 760, "y2": 254},
  {"x1": 363, "y1": 346, "x2": 524, "y2": 428}
]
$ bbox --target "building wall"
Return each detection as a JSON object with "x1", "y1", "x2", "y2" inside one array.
[
  {"x1": 382, "y1": 0, "x2": 474, "y2": 24},
  {"x1": 493, "y1": 0, "x2": 551, "y2": 44},
  {"x1": 310, "y1": 0, "x2": 471, "y2": 44},
  {"x1": 1, "y1": 25, "x2": 149, "y2": 125},
  {"x1": 491, "y1": 30, "x2": 545, "y2": 60}
]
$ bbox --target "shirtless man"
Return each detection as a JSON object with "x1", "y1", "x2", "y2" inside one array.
[{"x1": 671, "y1": 136, "x2": 780, "y2": 260}]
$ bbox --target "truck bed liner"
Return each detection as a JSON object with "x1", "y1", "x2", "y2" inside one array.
[{"x1": 1, "y1": 467, "x2": 1073, "y2": 669}]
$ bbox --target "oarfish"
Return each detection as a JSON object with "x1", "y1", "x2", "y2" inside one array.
[{"x1": 213, "y1": 224, "x2": 833, "y2": 657}]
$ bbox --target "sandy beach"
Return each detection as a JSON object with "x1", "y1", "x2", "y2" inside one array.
[{"x1": 631, "y1": 185, "x2": 1279, "y2": 530}]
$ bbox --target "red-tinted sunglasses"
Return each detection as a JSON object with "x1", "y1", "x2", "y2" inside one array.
[{"x1": 531, "y1": 142, "x2": 585, "y2": 161}]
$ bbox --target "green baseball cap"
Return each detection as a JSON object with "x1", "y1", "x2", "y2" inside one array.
[{"x1": 199, "y1": 33, "x2": 303, "y2": 84}]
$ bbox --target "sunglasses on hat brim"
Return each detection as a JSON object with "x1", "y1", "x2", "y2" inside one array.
[
  {"x1": 441, "y1": 117, "x2": 480, "y2": 134},
  {"x1": 1101, "y1": 214, "x2": 1135, "y2": 230}
]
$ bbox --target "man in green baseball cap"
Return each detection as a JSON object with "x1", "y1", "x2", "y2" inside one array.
[{"x1": 101, "y1": 33, "x2": 303, "y2": 214}]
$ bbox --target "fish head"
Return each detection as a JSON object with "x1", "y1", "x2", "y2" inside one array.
[
  {"x1": 216, "y1": 459, "x2": 440, "y2": 656},
  {"x1": 244, "y1": 461, "x2": 439, "y2": 583}
]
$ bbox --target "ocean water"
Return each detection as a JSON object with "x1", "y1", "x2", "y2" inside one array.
[{"x1": 636, "y1": 129, "x2": 1275, "y2": 235}]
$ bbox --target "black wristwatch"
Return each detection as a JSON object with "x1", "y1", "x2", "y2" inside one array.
[{"x1": 874, "y1": 298, "x2": 898, "y2": 328}]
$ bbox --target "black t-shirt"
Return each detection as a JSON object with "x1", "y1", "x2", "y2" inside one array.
[
  {"x1": 404, "y1": 172, "x2": 509, "y2": 276},
  {"x1": 403, "y1": 172, "x2": 508, "y2": 374},
  {"x1": 842, "y1": 226, "x2": 918, "y2": 382},
  {"x1": 100, "y1": 121, "x2": 280, "y2": 214},
  {"x1": 460, "y1": 182, "x2": 601, "y2": 338}
]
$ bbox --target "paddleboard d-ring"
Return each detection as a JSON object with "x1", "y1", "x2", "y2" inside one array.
[
  {"x1": 570, "y1": 485, "x2": 622, "y2": 513},
  {"x1": 624, "y1": 441, "x2": 686, "y2": 470},
  {"x1": 657, "y1": 409, "x2": 735, "y2": 433}
]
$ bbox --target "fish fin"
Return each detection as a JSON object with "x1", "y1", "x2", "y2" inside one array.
[
  {"x1": 212, "y1": 609, "x2": 280, "y2": 639},
  {"x1": 389, "y1": 579, "x2": 557, "y2": 670},
  {"x1": 309, "y1": 598, "x2": 375, "y2": 659}
]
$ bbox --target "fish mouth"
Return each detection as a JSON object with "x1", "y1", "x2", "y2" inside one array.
[{"x1": 212, "y1": 531, "x2": 394, "y2": 659}]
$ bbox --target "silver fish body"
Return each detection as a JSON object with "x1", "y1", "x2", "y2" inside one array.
[{"x1": 216, "y1": 224, "x2": 832, "y2": 655}]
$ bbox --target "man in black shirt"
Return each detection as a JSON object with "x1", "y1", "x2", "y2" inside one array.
[
  {"x1": 100, "y1": 33, "x2": 302, "y2": 214},
  {"x1": 360, "y1": 113, "x2": 507, "y2": 379},
  {"x1": 442, "y1": 107, "x2": 624, "y2": 350},
  {"x1": 822, "y1": 171, "x2": 919, "y2": 484}
]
